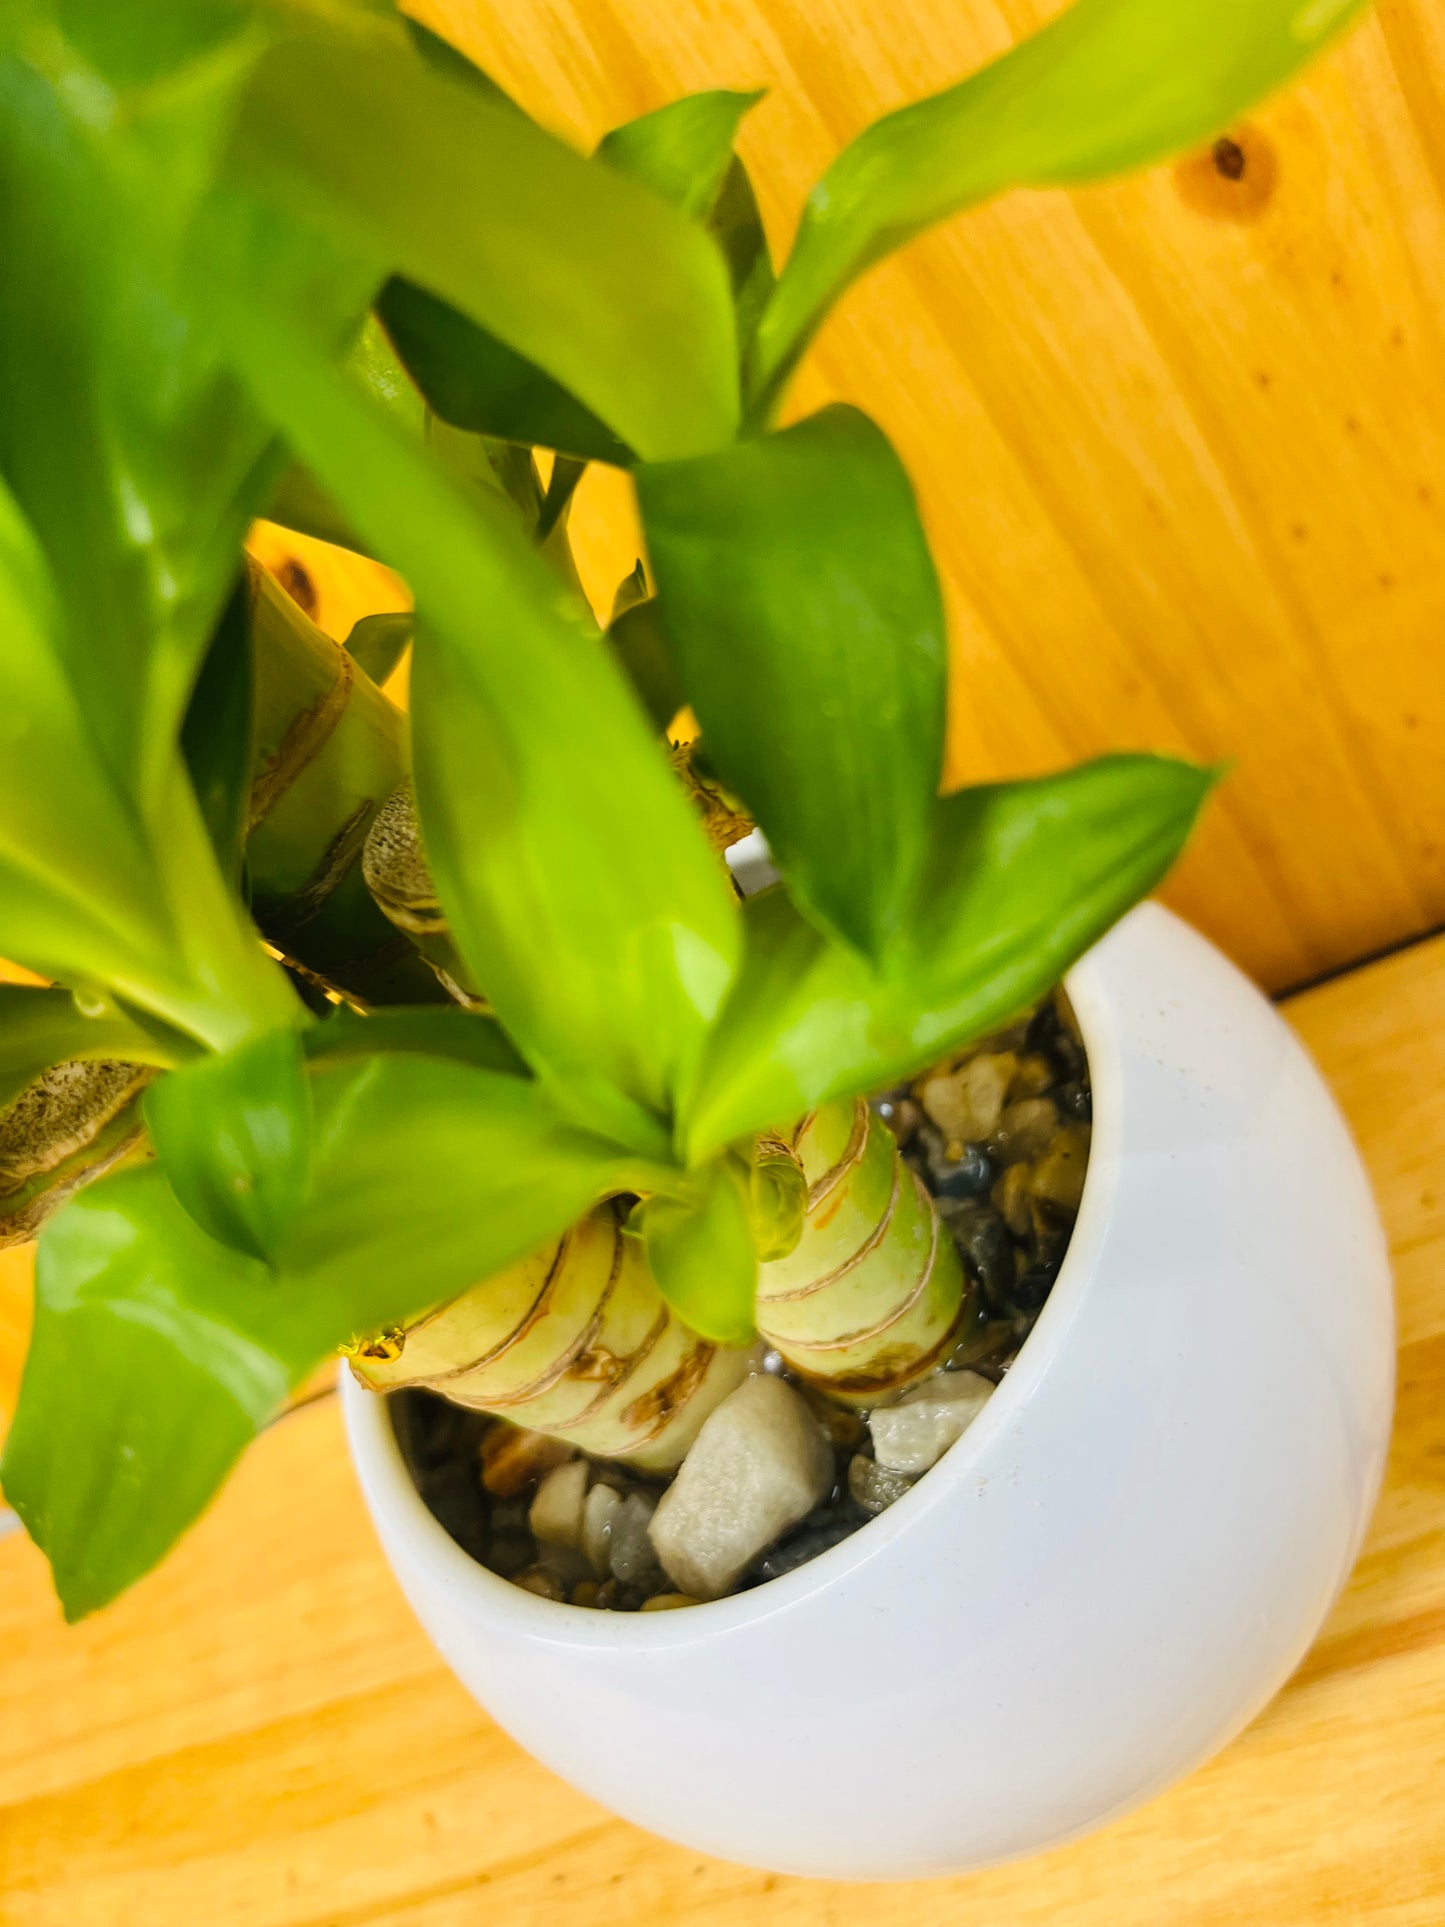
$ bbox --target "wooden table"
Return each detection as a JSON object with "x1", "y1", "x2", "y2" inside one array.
[{"x1": 2, "y1": 931, "x2": 1443, "y2": 1925}]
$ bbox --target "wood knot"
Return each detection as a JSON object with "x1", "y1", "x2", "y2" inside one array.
[{"x1": 1174, "y1": 124, "x2": 1278, "y2": 224}]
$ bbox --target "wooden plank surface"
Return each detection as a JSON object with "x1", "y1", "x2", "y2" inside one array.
[
  {"x1": 372, "y1": 0, "x2": 1445, "y2": 993},
  {"x1": 2, "y1": 931, "x2": 1442, "y2": 1925}
]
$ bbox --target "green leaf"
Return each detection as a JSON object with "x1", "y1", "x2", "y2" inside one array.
[
  {"x1": 377, "y1": 278, "x2": 634, "y2": 466},
  {"x1": 711, "y1": 154, "x2": 775, "y2": 351},
  {"x1": 596, "y1": 89, "x2": 764, "y2": 220},
  {"x1": 0, "y1": 470, "x2": 294, "y2": 1049},
  {"x1": 635, "y1": 1160, "x2": 757, "y2": 1346},
  {"x1": 0, "y1": 986, "x2": 175, "y2": 1114},
  {"x1": 183, "y1": 572, "x2": 255, "y2": 888},
  {"x1": 302, "y1": 1003, "x2": 529, "y2": 1079},
  {"x1": 596, "y1": 91, "x2": 773, "y2": 348},
  {"x1": 401, "y1": 18, "x2": 526, "y2": 116},
  {"x1": 0, "y1": 8, "x2": 355, "y2": 1046},
  {"x1": 211, "y1": 290, "x2": 741, "y2": 1133},
  {"x1": 638, "y1": 405, "x2": 946, "y2": 957},
  {"x1": 373, "y1": 88, "x2": 767, "y2": 468},
  {"x1": 344, "y1": 611, "x2": 412, "y2": 686},
  {"x1": 2, "y1": 1167, "x2": 286, "y2": 1621},
  {"x1": 749, "y1": 0, "x2": 1367, "y2": 409},
  {"x1": 681, "y1": 755, "x2": 1216, "y2": 1159},
  {"x1": 606, "y1": 597, "x2": 687, "y2": 734},
  {"x1": 145, "y1": 1029, "x2": 313, "y2": 1263},
  {"x1": 233, "y1": 25, "x2": 740, "y2": 460},
  {"x1": 264, "y1": 459, "x2": 365, "y2": 554},
  {"x1": 5, "y1": 1047, "x2": 647, "y2": 1618},
  {"x1": 536, "y1": 456, "x2": 587, "y2": 543}
]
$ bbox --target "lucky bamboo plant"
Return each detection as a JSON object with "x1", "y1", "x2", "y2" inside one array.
[{"x1": 0, "y1": 0, "x2": 1361, "y2": 1619}]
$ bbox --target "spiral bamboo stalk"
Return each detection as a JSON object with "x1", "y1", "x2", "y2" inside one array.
[
  {"x1": 754, "y1": 1098, "x2": 971, "y2": 1402},
  {"x1": 347, "y1": 1205, "x2": 753, "y2": 1469},
  {"x1": 0, "y1": 1061, "x2": 154, "y2": 1248},
  {"x1": 244, "y1": 563, "x2": 445, "y2": 1007}
]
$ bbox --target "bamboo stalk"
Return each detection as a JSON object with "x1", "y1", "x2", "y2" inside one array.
[
  {"x1": 0, "y1": 1061, "x2": 154, "y2": 1248},
  {"x1": 360, "y1": 783, "x2": 484, "y2": 1004},
  {"x1": 347, "y1": 1205, "x2": 753, "y2": 1470},
  {"x1": 754, "y1": 1098, "x2": 971, "y2": 1402},
  {"x1": 244, "y1": 563, "x2": 446, "y2": 1007}
]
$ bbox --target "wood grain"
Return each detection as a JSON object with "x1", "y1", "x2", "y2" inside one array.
[
  {"x1": 2, "y1": 930, "x2": 1442, "y2": 1925},
  {"x1": 371, "y1": 0, "x2": 1445, "y2": 993}
]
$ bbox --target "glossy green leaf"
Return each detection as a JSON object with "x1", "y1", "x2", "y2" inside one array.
[
  {"x1": 344, "y1": 611, "x2": 412, "y2": 686},
  {"x1": 682, "y1": 755, "x2": 1215, "y2": 1159},
  {"x1": 0, "y1": 9, "x2": 274, "y2": 811},
  {"x1": 636, "y1": 1160, "x2": 757, "y2": 1347},
  {"x1": 233, "y1": 26, "x2": 740, "y2": 460},
  {"x1": 0, "y1": 8, "x2": 351, "y2": 1045},
  {"x1": 536, "y1": 456, "x2": 587, "y2": 543},
  {"x1": 145, "y1": 1029, "x2": 313, "y2": 1263},
  {"x1": 377, "y1": 278, "x2": 634, "y2": 466},
  {"x1": 373, "y1": 86, "x2": 766, "y2": 468},
  {"x1": 2, "y1": 1167, "x2": 286, "y2": 1621},
  {"x1": 0, "y1": 470, "x2": 294, "y2": 1048},
  {"x1": 302, "y1": 1004, "x2": 528, "y2": 1079},
  {"x1": 0, "y1": 986, "x2": 175, "y2": 1114},
  {"x1": 749, "y1": 0, "x2": 1367, "y2": 409},
  {"x1": 638, "y1": 405, "x2": 946, "y2": 956},
  {"x1": 183, "y1": 572, "x2": 255, "y2": 888},
  {"x1": 606, "y1": 598, "x2": 687, "y2": 734},
  {"x1": 711, "y1": 154, "x2": 775, "y2": 350},
  {"x1": 401, "y1": 17, "x2": 525, "y2": 115},
  {"x1": 596, "y1": 89, "x2": 764, "y2": 219},
  {"x1": 213, "y1": 291, "x2": 740, "y2": 1132},
  {"x1": 4, "y1": 1047, "x2": 648, "y2": 1618}
]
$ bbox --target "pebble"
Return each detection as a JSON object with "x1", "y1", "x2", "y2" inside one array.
[
  {"x1": 992, "y1": 1161, "x2": 1035, "y2": 1239},
  {"x1": 750, "y1": 1513, "x2": 861, "y2": 1581},
  {"x1": 868, "y1": 1371, "x2": 995, "y2": 1475},
  {"x1": 924, "y1": 1134, "x2": 995, "y2": 1201},
  {"x1": 1009, "y1": 1052, "x2": 1057, "y2": 1100},
  {"x1": 648, "y1": 1375, "x2": 833, "y2": 1601},
  {"x1": 1030, "y1": 1124, "x2": 1091, "y2": 1212},
  {"x1": 581, "y1": 1482, "x2": 623, "y2": 1575},
  {"x1": 943, "y1": 1201, "x2": 1017, "y2": 1306},
  {"x1": 989, "y1": 1097, "x2": 1060, "y2": 1167},
  {"x1": 847, "y1": 1452, "x2": 917, "y2": 1515},
  {"x1": 480, "y1": 1423, "x2": 574, "y2": 1497},
  {"x1": 918, "y1": 1051, "x2": 1016, "y2": 1147},
  {"x1": 529, "y1": 1459, "x2": 589, "y2": 1548},
  {"x1": 873, "y1": 1093, "x2": 922, "y2": 1145},
  {"x1": 514, "y1": 1565, "x2": 566, "y2": 1600},
  {"x1": 487, "y1": 1535, "x2": 534, "y2": 1578},
  {"x1": 608, "y1": 1492, "x2": 665, "y2": 1587}
]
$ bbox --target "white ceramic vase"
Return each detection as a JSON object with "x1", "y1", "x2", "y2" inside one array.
[{"x1": 343, "y1": 902, "x2": 1395, "y2": 1878}]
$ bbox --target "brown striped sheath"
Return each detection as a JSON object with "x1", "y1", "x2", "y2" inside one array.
[
  {"x1": 755, "y1": 1098, "x2": 970, "y2": 1403},
  {"x1": 347, "y1": 1206, "x2": 753, "y2": 1470}
]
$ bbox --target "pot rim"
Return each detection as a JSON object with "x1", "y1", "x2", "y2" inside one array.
[{"x1": 344, "y1": 922, "x2": 1127, "y2": 1648}]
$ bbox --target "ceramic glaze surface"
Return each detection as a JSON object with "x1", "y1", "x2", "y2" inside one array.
[{"x1": 344, "y1": 904, "x2": 1395, "y2": 1878}]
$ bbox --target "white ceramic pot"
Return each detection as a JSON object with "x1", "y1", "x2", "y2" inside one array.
[{"x1": 343, "y1": 903, "x2": 1394, "y2": 1878}]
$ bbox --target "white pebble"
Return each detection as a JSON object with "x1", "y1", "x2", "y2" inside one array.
[
  {"x1": 868, "y1": 1371, "x2": 995, "y2": 1475},
  {"x1": 608, "y1": 1492, "x2": 663, "y2": 1586},
  {"x1": 581, "y1": 1481, "x2": 623, "y2": 1574},
  {"x1": 648, "y1": 1375, "x2": 833, "y2": 1601},
  {"x1": 528, "y1": 1458, "x2": 589, "y2": 1549}
]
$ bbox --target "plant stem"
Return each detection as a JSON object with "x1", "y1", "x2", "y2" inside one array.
[
  {"x1": 755, "y1": 1098, "x2": 971, "y2": 1401},
  {"x1": 244, "y1": 564, "x2": 447, "y2": 1006},
  {"x1": 348, "y1": 1204, "x2": 753, "y2": 1470}
]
